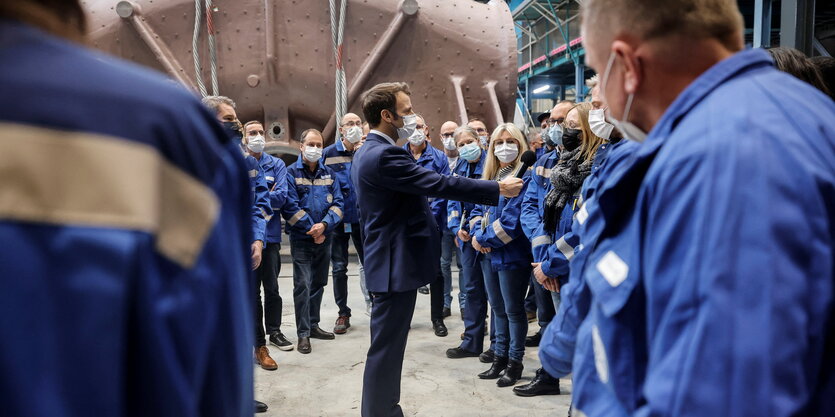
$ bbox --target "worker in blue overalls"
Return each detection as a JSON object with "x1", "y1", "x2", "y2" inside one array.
[
  {"x1": 519, "y1": 100, "x2": 574, "y2": 346},
  {"x1": 323, "y1": 112, "x2": 369, "y2": 334},
  {"x1": 561, "y1": 1, "x2": 835, "y2": 415},
  {"x1": 243, "y1": 120, "x2": 294, "y2": 362},
  {"x1": 405, "y1": 114, "x2": 451, "y2": 337},
  {"x1": 0, "y1": 5, "x2": 257, "y2": 415},
  {"x1": 468, "y1": 123, "x2": 533, "y2": 388},
  {"x1": 282, "y1": 128, "x2": 344, "y2": 355},
  {"x1": 444, "y1": 126, "x2": 493, "y2": 360}
]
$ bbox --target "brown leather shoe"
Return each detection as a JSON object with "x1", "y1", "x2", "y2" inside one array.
[
  {"x1": 255, "y1": 346, "x2": 278, "y2": 371},
  {"x1": 334, "y1": 315, "x2": 351, "y2": 334}
]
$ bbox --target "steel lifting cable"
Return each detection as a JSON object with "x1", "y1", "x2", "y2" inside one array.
[
  {"x1": 192, "y1": 0, "x2": 207, "y2": 96},
  {"x1": 330, "y1": 0, "x2": 348, "y2": 140},
  {"x1": 205, "y1": 0, "x2": 219, "y2": 95}
]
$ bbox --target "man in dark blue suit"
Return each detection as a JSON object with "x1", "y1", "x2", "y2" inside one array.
[{"x1": 351, "y1": 82, "x2": 524, "y2": 417}]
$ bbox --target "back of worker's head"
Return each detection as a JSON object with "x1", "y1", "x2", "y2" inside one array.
[
  {"x1": 768, "y1": 48, "x2": 832, "y2": 99},
  {"x1": 0, "y1": 0, "x2": 86, "y2": 41},
  {"x1": 810, "y1": 56, "x2": 835, "y2": 101}
]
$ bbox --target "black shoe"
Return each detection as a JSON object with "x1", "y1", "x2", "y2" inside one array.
[
  {"x1": 446, "y1": 346, "x2": 481, "y2": 359},
  {"x1": 442, "y1": 307, "x2": 451, "y2": 318},
  {"x1": 269, "y1": 331, "x2": 294, "y2": 351},
  {"x1": 479, "y1": 348, "x2": 495, "y2": 363},
  {"x1": 513, "y1": 368, "x2": 561, "y2": 397},
  {"x1": 432, "y1": 319, "x2": 448, "y2": 337},
  {"x1": 297, "y1": 337, "x2": 311, "y2": 354},
  {"x1": 255, "y1": 400, "x2": 268, "y2": 413},
  {"x1": 497, "y1": 359, "x2": 524, "y2": 387},
  {"x1": 478, "y1": 356, "x2": 508, "y2": 379},
  {"x1": 525, "y1": 331, "x2": 542, "y2": 347},
  {"x1": 418, "y1": 285, "x2": 430, "y2": 294},
  {"x1": 310, "y1": 325, "x2": 335, "y2": 340}
]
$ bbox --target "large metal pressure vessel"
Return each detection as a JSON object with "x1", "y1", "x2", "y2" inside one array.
[{"x1": 83, "y1": 0, "x2": 517, "y2": 155}]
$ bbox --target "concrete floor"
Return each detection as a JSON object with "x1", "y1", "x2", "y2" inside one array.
[{"x1": 255, "y1": 258, "x2": 572, "y2": 417}]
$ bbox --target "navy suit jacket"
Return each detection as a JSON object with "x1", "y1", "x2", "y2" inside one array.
[{"x1": 351, "y1": 132, "x2": 500, "y2": 292}]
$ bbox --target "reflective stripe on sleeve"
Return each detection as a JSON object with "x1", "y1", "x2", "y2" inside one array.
[
  {"x1": 329, "y1": 206, "x2": 343, "y2": 219},
  {"x1": 324, "y1": 156, "x2": 352, "y2": 165},
  {"x1": 248, "y1": 169, "x2": 259, "y2": 178},
  {"x1": 531, "y1": 235, "x2": 552, "y2": 248},
  {"x1": 492, "y1": 220, "x2": 512, "y2": 244},
  {"x1": 469, "y1": 216, "x2": 483, "y2": 231},
  {"x1": 447, "y1": 210, "x2": 460, "y2": 223},
  {"x1": 556, "y1": 236, "x2": 575, "y2": 260},
  {"x1": 288, "y1": 210, "x2": 308, "y2": 225}
]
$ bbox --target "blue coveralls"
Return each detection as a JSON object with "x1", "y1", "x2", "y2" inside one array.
[
  {"x1": 446, "y1": 151, "x2": 492, "y2": 353},
  {"x1": 323, "y1": 138, "x2": 370, "y2": 317},
  {"x1": 0, "y1": 20, "x2": 254, "y2": 416},
  {"x1": 470, "y1": 172, "x2": 533, "y2": 362},
  {"x1": 567, "y1": 49, "x2": 835, "y2": 416},
  {"x1": 252, "y1": 152, "x2": 288, "y2": 346},
  {"x1": 520, "y1": 149, "x2": 560, "y2": 327},
  {"x1": 404, "y1": 142, "x2": 452, "y2": 320},
  {"x1": 282, "y1": 156, "x2": 344, "y2": 338}
]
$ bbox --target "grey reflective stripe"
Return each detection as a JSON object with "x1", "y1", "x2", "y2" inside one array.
[
  {"x1": 535, "y1": 166, "x2": 552, "y2": 178},
  {"x1": 248, "y1": 169, "x2": 259, "y2": 178},
  {"x1": 556, "y1": 236, "x2": 575, "y2": 260},
  {"x1": 324, "y1": 156, "x2": 352, "y2": 165},
  {"x1": 288, "y1": 210, "x2": 307, "y2": 225},
  {"x1": 295, "y1": 178, "x2": 334, "y2": 186},
  {"x1": 260, "y1": 208, "x2": 272, "y2": 221},
  {"x1": 329, "y1": 206, "x2": 343, "y2": 219},
  {"x1": 447, "y1": 210, "x2": 460, "y2": 223},
  {"x1": 469, "y1": 216, "x2": 483, "y2": 231},
  {"x1": 492, "y1": 220, "x2": 512, "y2": 244},
  {"x1": 531, "y1": 235, "x2": 552, "y2": 248},
  {"x1": 265, "y1": 176, "x2": 275, "y2": 182}
]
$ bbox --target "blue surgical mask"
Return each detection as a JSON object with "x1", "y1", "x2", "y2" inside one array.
[
  {"x1": 548, "y1": 124, "x2": 563, "y2": 147},
  {"x1": 459, "y1": 142, "x2": 481, "y2": 162}
]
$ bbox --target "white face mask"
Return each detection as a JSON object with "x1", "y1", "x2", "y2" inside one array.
[
  {"x1": 601, "y1": 52, "x2": 648, "y2": 143},
  {"x1": 247, "y1": 134, "x2": 266, "y2": 153},
  {"x1": 344, "y1": 126, "x2": 363, "y2": 144},
  {"x1": 303, "y1": 146, "x2": 322, "y2": 163},
  {"x1": 479, "y1": 135, "x2": 489, "y2": 149},
  {"x1": 459, "y1": 142, "x2": 481, "y2": 162},
  {"x1": 408, "y1": 129, "x2": 426, "y2": 146},
  {"x1": 395, "y1": 114, "x2": 418, "y2": 140},
  {"x1": 441, "y1": 136, "x2": 457, "y2": 150},
  {"x1": 588, "y1": 109, "x2": 615, "y2": 140},
  {"x1": 493, "y1": 142, "x2": 519, "y2": 163}
]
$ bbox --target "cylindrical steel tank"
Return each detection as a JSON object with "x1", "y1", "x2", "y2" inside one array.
[{"x1": 83, "y1": 0, "x2": 517, "y2": 156}]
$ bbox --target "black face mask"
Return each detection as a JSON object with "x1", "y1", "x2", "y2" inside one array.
[
  {"x1": 221, "y1": 120, "x2": 243, "y2": 143},
  {"x1": 562, "y1": 128, "x2": 582, "y2": 152}
]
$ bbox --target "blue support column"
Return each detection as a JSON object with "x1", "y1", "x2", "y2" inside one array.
[
  {"x1": 754, "y1": 0, "x2": 772, "y2": 48},
  {"x1": 574, "y1": 61, "x2": 585, "y2": 102}
]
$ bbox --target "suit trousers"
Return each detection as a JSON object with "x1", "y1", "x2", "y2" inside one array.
[{"x1": 361, "y1": 289, "x2": 418, "y2": 417}]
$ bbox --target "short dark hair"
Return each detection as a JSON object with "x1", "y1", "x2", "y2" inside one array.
[
  {"x1": 0, "y1": 0, "x2": 86, "y2": 41},
  {"x1": 300, "y1": 128, "x2": 324, "y2": 144},
  {"x1": 361, "y1": 82, "x2": 411, "y2": 127}
]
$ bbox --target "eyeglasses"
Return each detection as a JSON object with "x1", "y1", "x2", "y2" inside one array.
[
  {"x1": 441, "y1": 132, "x2": 454, "y2": 138},
  {"x1": 547, "y1": 117, "x2": 564, "y2": 126},
  {"x1": 341, "y1": 121, "x2": 362, "y2": 127}
]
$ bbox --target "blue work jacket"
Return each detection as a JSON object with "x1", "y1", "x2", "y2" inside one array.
[
  {"x1": 446, "y1": 151, "x2": 487, "y2": 234},
  {"x1": 323, "y1": 139, "x2": 359, "y2": 225},
  {"x1": 469, "y1": 171, "x2": 533, "y2": 272},
  {"x1": 520, "y1": 149, "x2": 559, "y2": 262},
  {"x1": 281, "y1": 156, "x2": 344, "y2": 241},
  {"x1": 0, "y1": 20, "x2": 254, "y2": 416},
  {"x1": 403, "y1": 141, "x2": 451, "y2": 231},
  {"x1": 254, "y1": 152, "x2": 287, "y2": 244},
  {"x1": 567, "y1": 49, "x2": 835, "y2": 417}
]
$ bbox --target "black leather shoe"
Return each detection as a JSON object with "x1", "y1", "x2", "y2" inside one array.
[
  {"x1": 479, "y1": 348, "x2": 495, "y2": 363},
  {"x1": 446, "y1": 346, "x2": 481, "y2": 359},
  {"x1": 478, "y1": 356, "x2": 508, "y2": 379},
  {"x1": 513, "y1": 368, "x2": 561, "y2": 397},
  {"x1": 297, "y1": 337, "x2": 311, "y2": 354},
  {"x1": 525, "y1": 331, "x2": 542, "y2": 347},
  {"x1": 255, "y1": 400, "x2": 268, "y2": 413},
  {"x1": 418, "y1": 285, "x2": 430, "y2": 294},
  {"x1": 497, "y1": 359, "x2": 524, "y2": 387},
  {"x1": 310, "y1": 325, "x2": 335, "y2": 340},
  {"x1": 442, "y1": 307, "x2": 451, "y2": 318},
  {"x1": 432, "y1": 320, "x2": 448, "y2": 337}
]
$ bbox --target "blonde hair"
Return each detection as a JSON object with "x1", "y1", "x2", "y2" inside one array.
[
  {"x1": 566, "y1": 102, "x2": 605, "y2": 163},
  {"x1": 481, "y1": 123, "x2": 529, "y2": 180}
]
